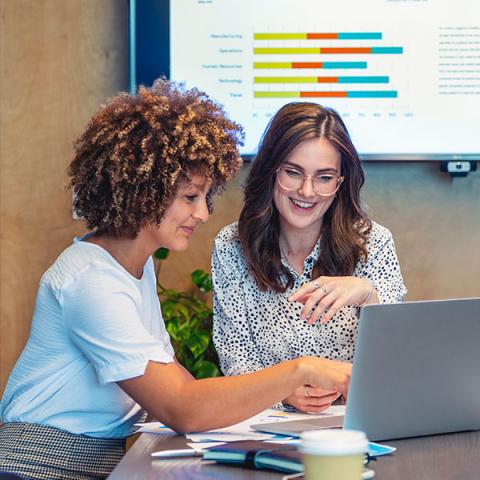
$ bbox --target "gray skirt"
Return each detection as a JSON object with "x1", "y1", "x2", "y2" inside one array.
[{"x1": 0, "y1": 423, "x2": 126, "y2": 480}]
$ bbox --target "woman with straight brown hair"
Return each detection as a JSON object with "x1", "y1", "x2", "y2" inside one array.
[{"x1": 212, "y1": 102, "x2": 406, "y2": 413}]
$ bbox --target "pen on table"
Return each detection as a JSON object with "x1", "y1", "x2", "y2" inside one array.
[{"x1": 151, "y1": 448, "x2": 203, "y2": 458}]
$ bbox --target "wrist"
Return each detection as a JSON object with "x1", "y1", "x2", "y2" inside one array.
[
  {"x1": 295, "y1": 356, "x2": 320, "y2": 386},
  {"x1": 356, "y1": 279, "x2": 374, "y2": 308}
]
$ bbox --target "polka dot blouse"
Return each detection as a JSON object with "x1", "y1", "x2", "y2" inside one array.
[{"x1": 212, "y1": 221, "x2": 407, "y2": 377}]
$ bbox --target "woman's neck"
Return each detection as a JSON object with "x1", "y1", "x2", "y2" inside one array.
[
  {"x1": 279, "y1": 226, "x2": 321, "y2": 274},
  {"x1": 85, "y1": 232, "x2": 151, "y2": 280}
]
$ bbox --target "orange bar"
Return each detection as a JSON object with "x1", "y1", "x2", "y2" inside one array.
[
  {"x1": 300, "y1": 91, "x2": 348, "y2": 97},
  {"x1": 321, "y1": 47, "x2": 372, "y2": 54},
  {"x1": 316, "y1": 77, "x2": 338, "y2": 83},
  {"x1": 306, "y1": 33, "x2": 338, "y2": 39},
  {"x1": 292, "y1": 62, "x2": 324, "y2": 68}
]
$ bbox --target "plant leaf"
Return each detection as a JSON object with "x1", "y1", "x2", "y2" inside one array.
[
  {"x1": 191, "y1": 269, "x2": 213, "y2": 292},
  {"x1": 154, "y1": 247, "x2": 170, "y2": 260},
  {"x1": 185, "y1": 331, "x2": 210, "y2": 359},
  {"x1": 192, "y1": 359, "x2": 220, "y2": 379},
  {"x1": 165, "y1": 317, "x2": 181, "y2": 341}
]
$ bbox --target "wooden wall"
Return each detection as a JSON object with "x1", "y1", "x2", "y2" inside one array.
[
  {"x1": 1, "y1": 1, "x2": 479, "y2": 395},
  {"x1": 0, "y1": 0, "x2": 128, "y2": 393}
]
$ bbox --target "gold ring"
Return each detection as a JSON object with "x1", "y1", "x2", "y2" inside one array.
[
  {"x1": 304, "y1": 386, "x2": 310, "y2": 398},
  {"x1": 312, "y1": 281, "x2": 320, "y2": 290}
]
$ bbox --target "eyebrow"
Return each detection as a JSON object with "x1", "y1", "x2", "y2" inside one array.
[
  {"x1": 184, "y1": 181, "x2": 211, "y2": 192},
  {"x1": 284, "y1": 161, "x2": 339, "y2": 174}
]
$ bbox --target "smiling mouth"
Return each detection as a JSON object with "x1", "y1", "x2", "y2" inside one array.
[
  {"x1": 181, "y1": 226, "x2": 195, "y2": 235},
  {"x1": 289, "y1": 197, "x2": 317, "y2": 210}
]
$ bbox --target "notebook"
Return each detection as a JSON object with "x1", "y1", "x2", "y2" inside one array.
[
  {"x1": 252, "y1": 298, "x2": 480, "y2": 441},
  {"x1": 203, "y1": 440, "x2": 375, "y2": 478}
]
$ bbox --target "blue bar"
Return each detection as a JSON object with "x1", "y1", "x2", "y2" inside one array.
[
  {"x1": 323, "y1": 62, "x2": 368, "y2": 69},
  {"x1": 347, "y1": 91, "x2": 398, "y2": 98},
  {"x1": 338, "y1": 32, "x2": 382, "y2": 40},
  {"x1": 338, "y1": 76, "x2": 389, "y2": 84},
  {"x1": 371, "y1": 47, "x2": 403, "y2": 54}
]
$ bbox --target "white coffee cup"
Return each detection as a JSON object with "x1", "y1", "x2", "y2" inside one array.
[{"x1": 300, "y1": 429, "x2": 368, "y2": 480}]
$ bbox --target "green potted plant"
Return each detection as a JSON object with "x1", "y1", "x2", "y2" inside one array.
[{"x1": 154, "y1": 248, "x2": 220, "y2": 379}]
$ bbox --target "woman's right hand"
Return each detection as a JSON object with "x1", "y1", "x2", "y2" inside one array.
[
  {"x1": 298, "y1": 356, "x2": 352, "y2": 399},
  {"x1": 283, "y1": 385, "x2": 341, "y2": 413}
]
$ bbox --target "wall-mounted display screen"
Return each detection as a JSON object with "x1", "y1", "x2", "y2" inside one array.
[{"x1": 130, "y1": 0, "x2": 480, "y2": 160}]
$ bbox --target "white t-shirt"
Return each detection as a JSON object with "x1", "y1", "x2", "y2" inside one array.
[{"x1": 0, "y1": 237, "x2": 175, "y2": 438}]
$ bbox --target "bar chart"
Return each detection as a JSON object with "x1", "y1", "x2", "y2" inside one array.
[
  {"x1": 253, "y1": 31, "x2": 403, "y2": 100},
  {"x1": 170, "y1": 0, "x2": 480, "y2": 157}
]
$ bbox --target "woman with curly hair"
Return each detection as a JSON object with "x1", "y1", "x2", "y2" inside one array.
[
  {"x1": 212, "y1": 102, "x2": 406, "y2": 414},
  {"x1": 0, "y1": 82, "x2": 351, "y2": 480}
]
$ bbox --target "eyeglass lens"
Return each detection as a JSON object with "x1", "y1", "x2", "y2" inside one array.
[{"x1": 277, "y1": 167, "x2": 340, "y2": 196}]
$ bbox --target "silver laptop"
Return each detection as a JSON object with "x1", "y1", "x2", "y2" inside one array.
[{"x1": 252, "y1": 298, "x2": 480, "y2": 441}]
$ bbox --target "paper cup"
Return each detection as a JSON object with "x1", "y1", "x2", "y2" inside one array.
[{"x1": 300, "y1": 429, "x2": 368, "y2": 480}]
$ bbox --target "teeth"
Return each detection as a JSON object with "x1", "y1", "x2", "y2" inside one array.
[{"x1": 291, "y1": 198, "x2": 315, "y2": 209}]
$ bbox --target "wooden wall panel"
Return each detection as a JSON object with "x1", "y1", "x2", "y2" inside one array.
[{"x1": 0, "y1": 0, "x2": 128, "y2": 393}]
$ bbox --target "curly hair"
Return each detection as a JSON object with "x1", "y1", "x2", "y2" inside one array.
[
  {"x1": 68, "y1": 79, "x2": 244, "y2": 237},
  {"x1": 238, "y1": 102, "x2": 371, "y2": 293}
]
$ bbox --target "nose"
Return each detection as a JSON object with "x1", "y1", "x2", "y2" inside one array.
[
  {"x1": 193, "y1": 197, "x2": 209, "y2": 223},
  {"x1": 298, "y1": 176, "x2": 315, "y2": 198}
]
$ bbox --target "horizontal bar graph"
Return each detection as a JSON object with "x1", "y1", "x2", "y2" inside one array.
[
  {"x1": 254, "y1": 76, "x2": 389, "y2": 84},
  {"x1": 254, "y1": 91, "x2": 398, "y2": 98},
  {"x1": 254, "y1": 61, "x2": 368, "y2": 69},
  {"x1": 254, "y1": 47, "x2": 403, "y2": 55},
  {"x1": 253, "y1": 30, "x2": 404, "y2": 101},
  {"x1": 254, "y1": 32, "x2": 382, "y2": 40}
]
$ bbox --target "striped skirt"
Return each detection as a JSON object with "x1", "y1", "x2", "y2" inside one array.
[{"x1": 0, "y1": 423, "x2": 126, "y2": 480}]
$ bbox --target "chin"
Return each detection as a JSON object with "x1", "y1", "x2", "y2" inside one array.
[{"x1": 166, "y1": 241, "x2": 190, "y2": 252}]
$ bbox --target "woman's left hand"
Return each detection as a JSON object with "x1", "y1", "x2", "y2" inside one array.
[{"x1": 288, "y1": 276, "x2": 377, "y2": 324}]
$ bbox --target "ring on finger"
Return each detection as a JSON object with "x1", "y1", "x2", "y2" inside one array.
[
  {"x1": 312, "y1": 280, "x2": 327, "y2": 295},
  {"x1": 304, "y1": 385, "x2": 310, "y2": 398}
]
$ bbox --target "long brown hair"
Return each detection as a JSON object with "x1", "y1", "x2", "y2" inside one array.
[{"x1": 238, "y1": 102, "x2": 371, "y2": 292}]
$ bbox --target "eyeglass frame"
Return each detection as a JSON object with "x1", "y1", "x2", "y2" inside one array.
[{"x1": 275, "y1": 165, "x2": 345, "y2": 197}]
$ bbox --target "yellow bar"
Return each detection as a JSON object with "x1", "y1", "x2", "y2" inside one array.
[
  {"x1": 254, "y1": 77, "x2": 317, "y2": 84},
  {"x1": 254, "y1": 91, "x2": 301, "y2": 98},
  {"x1": 254, "y1": 48, "x2": 320, "y2": 55},
  {"x1": 254, "y1": 33, "x2": 307, "y2": 40},
  {"x1": 254, "y1": 62, "x2": 293, "y2": 69}
]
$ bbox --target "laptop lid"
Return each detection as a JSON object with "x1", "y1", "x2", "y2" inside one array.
[{"x1": 344, "y1": 298, "x2": 480, "y2": 440}]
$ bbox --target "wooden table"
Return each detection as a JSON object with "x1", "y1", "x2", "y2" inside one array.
[{"x1": 109, "y1": 430, "x2": 480, "y2": 479}]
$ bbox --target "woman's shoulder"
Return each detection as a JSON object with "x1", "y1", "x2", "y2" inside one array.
[
  {"x1": 367, "y1": 220, "x2": 394, "y2": 244},
  {"x1": 214, "y1": 222, "x2": 241, "y2": 254},
  {"x1": 212, "y1": 222, "x2": 248, "y2": 276},
  {"x1": 41, "y1": 240, "x2": 127, "y2": 292}
]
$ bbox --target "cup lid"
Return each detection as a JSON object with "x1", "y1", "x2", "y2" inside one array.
[{"x1": 300, "y1": 429, "x2": 368, "y2": 455}]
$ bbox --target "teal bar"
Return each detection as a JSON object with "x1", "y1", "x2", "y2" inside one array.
[
  {"x1": 371, "y1": 47, "x2": 403, "y2": 54},
  {"x1": 323, "y1": 62, "x2": 367, "y2": 69},
  {"x1": 347, "y1": 91, "x2": 398, "y2": 98},
  {"x1": 338, "y1": 32, "x2": 382, "y2": 40},
  {"x1": 338, "y1": 76, "x2": 389, "y2": 84}
]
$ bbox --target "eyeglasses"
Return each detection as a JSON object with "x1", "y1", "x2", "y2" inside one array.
[{"x1": 276, "y1": 165, "x2": 344, "y2": 197}]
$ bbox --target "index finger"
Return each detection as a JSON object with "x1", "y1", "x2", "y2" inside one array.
[{"x1": 288, "y1": 278, "x2": 325, "y2": 303}]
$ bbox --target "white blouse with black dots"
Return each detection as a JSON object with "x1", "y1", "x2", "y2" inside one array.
[{"x1": 212, "y1": 221, "x2": 407, "y2": 377}]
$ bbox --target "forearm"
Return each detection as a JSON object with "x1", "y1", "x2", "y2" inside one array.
[
  {"x1": 120, "y1": 356, "x2": 350, "y2": 434},
  {"x1": 174, "y1": 359, "x2": 305, "y2": 432}
]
